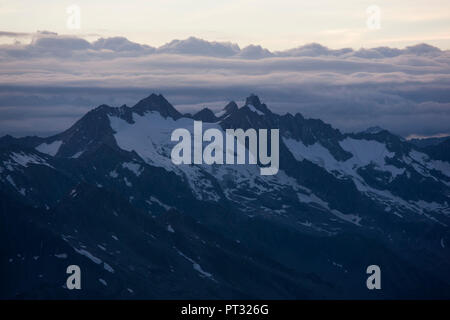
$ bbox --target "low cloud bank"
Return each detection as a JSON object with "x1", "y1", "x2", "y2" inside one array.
[{"x1": 0, "y1": 33, "x2": 449, "y2": 137}]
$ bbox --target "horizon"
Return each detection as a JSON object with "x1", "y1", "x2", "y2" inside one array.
[
  {"x1": 2, "y1": 31, "x2": 450, "y2": 52},
  {"x1": 1, "y1": 91, "x2": 449, "y2": 141},
  {"x1": 1, "y1": 1, "x2": 450, "y2": 50}
]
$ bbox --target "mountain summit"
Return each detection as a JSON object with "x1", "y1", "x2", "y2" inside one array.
[{"x1": 132, "y1": 93, "x2": 182, "y2": 119}]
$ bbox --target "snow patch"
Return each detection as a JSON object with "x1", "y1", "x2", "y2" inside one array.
[
  {"x1": 6, "y1": 175, "x2": 26, "y2": 196},
  {"x1": 297, "y1": 191, "x2": 361, "y2": 226},
  {"x1": 124, "y1": 177, "x2": 132, "y2": 187},
  {"x1": 122, "y1": 162, "x2": 143, "y2": 176},
  {"x1": 109, "y1": 170, "x2": 118, "y2": 178},
  {"x1": 176, "y1": 249, "x2": 215, "y2": 281},
  {"x1": 71, "y1": 150, "x2": 84, "y2": 158},
  {"x1": 284, "y1": 137, "x2": 404, "y2": 180},
  {"x1": 36, "y1": 140, "x2": 62, "y2": 156},
  {"x1": 103, "y1": 262, "x2": 114, "y2": 273},
  {"x1": 148, "y1": 196, "x2": 173, "y2": 211},
  {"x1": 9, "y1": 152, "x2": 50, "y2": 168},
  {"x1": 74, "y1": 248, "x2": 102, "y2": 264},
  {"x1": 247, "y1": 104, "x2": 264, "y2": 116}
]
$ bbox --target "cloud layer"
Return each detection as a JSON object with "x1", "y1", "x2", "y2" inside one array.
[{"x1": 0, "y1": 33, "x2": 449, "y2": 138}]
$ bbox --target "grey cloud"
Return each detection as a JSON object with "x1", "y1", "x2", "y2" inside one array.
[
  {"x1": 0, "y1": 34, "x2": 446, "y2": 60},
  {"x1": 31, "y1": 36, "x2": 91, "y2": 50},
  {"x1": 0, "y1": 31, "x2": 30, "y2": 37},
  {"x1": 0, "y1": 34, "x2": 449, "y2": 138},
  {"x1": 92, "y1": 37, "x2": 155, "y2": 53},
  {"x1": 277, "y1": 43, "x2": 353, "y2": 57},
  {"x1": 156, "y1": 36, "x2": 240, "y2": 57},
  {"x1": 236, "y1": 45, "x2": 274, "y2": 59}
]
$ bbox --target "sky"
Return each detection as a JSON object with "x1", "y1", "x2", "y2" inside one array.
[
  {"x1": 1, "y1": 0, "x2": 450, "y2": 50},
  {"x1": 0, "y1": 0, "x2": 449, "y2": 139}
]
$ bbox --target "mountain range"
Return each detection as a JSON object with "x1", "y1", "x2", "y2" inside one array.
[{"x1": 1, "y1": 93, "x2": 449, "y2": 299}]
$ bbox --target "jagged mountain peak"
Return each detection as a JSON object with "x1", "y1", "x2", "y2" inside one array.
[
  {"x1": 193, "y1": 107, "x2": 218, "y2": 122},
  {"x1": 224, "y1": 101, "x2": 238, "y2": 112},
  {"x1": 361, "y1": 126, "x2": 385, "y2": 134},
  {"x1": 210, "y1": 101, "x2": 238, "y2": 120},
  {"x1": 215, "y1": 101, "x2": 238, "y2": 119},
  {"x1": 245, "y1": 94, "x2": 262, "y2": 107},
  {"x1": 244, "y1": 94, "x2": 271, "y2": 115},
  {"x1": 219, "y1": 96, "x2": 273, "y2": 129},
  {"x1": 132, "y1": 93, "x2": 182, "y2": 119}
]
